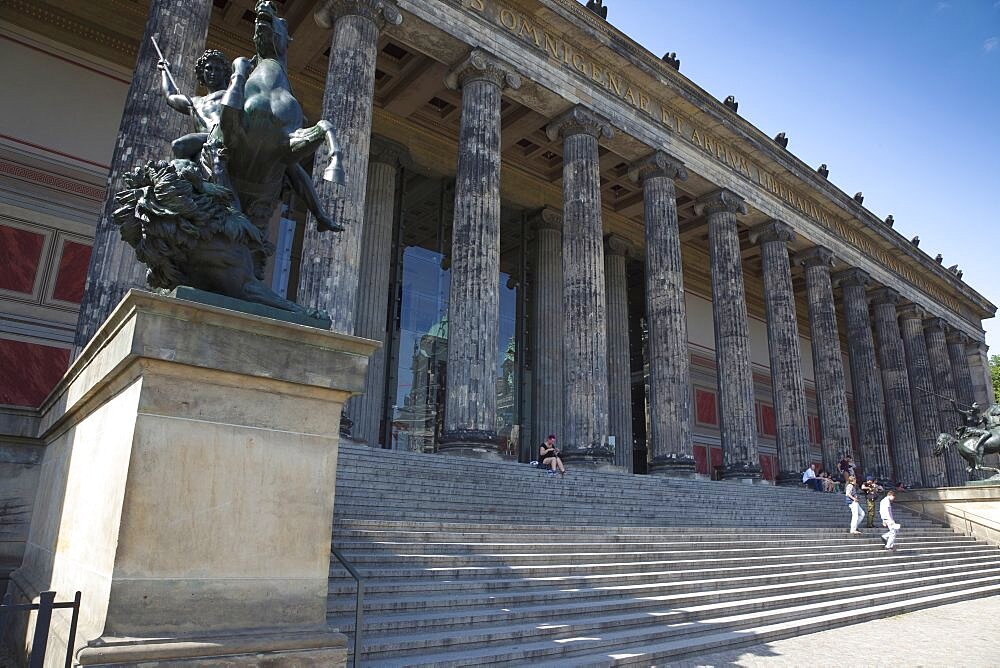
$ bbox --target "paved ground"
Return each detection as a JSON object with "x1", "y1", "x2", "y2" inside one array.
[{"x1": 676, "y1": 594, "x2": 1000, "y2": 667}]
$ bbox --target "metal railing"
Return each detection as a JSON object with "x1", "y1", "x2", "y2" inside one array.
[
  {"x1": 0, "y1": 590, "x2": 81, "y2": 668},
  {"x1": 901, "y1": 502, "x2": 1000, "y2": 543},
  {"x1": 331, "y1": 548, "x2": 365, "y2": 668}
]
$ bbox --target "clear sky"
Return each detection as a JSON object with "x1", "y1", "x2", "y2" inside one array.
[{"x1": 595, "y1": 0, "x2": 1000, "y2": 350}]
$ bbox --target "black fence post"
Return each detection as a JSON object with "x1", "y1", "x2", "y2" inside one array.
[
  {"x1": 65, "y1": 591, "x2": 81, "y2": 668},
  {"x1": 29, "y1": 590, "x2": 55, "y2": 668}
]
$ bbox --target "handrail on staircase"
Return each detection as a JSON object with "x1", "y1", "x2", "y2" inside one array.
[
  {"x1": 331, "y1": 548, "x2": 364, "y2": 668},
  {"x1": 899, "y1": 501, "x2": 1000, "y2": 542}
]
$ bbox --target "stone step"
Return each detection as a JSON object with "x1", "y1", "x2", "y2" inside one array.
[
  {"x1": 362, "y1": 577, "x2": 1000, "y2": 665},
  {"x1": 328, "y1": 561, "x2": 1000, "y2": 633}
]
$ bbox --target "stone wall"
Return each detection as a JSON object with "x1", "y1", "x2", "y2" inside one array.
[{"x1": 0, "y1": 408, "x2": 42, "y2": 590}]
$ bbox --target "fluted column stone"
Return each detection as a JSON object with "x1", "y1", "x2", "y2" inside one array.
[
  {"x1": 299, "y1": 0, "x2": 402, "y2": 333},
  {"x1": 74, "y1": 0, "x2": 213, "y2": 352},
  {"x1": 834, "y1": 268, "x2": 892, "y2": 480},
  {"x1": 437, "y1": 51, "x2": 521, "y2": 455},
  {"x1": 345, "y1": 137, "x2": 408, "y2": 446},
  {"x1": 695, "y1": 189, "x2": 759, "y2": 480},
  {"x1": 947, "y1": 330, "x2": 977, "y2": 409},
  {"x1": 750, "y1": 220, "x2": 810, "y2": 484},
  {"x1": 870, "y1": 288, "x2": 922, "y2": 486},
  {"x1": 797, "y1": 247, "x2": 852, "y2": 474},
  {"x1": 530, "y1": 208, "x2": 564, "y2": 449},
  {"x1": 925, "y1": 318, "x2": 967, "y2": 485},
  {"x1": 898, "y1": 305, "x2": 948, "y2": 487},
  {"x1": 604, "y1": 235, "x2": 634, "y2": 471},
  {"x1": 628, "y1": 152, "x2": 694, "y2": 476},
  {"x1": 546, "y1": 106, "x2": 614, "y2": 466}
]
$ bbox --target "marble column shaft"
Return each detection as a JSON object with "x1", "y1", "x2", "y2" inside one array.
[
  {"x1": 947, "y1": 331, "x2": 977, "y2": 408},
  {"x1": 695, "y1": 189, "x2": 759, "y2": 479},
  {"x1": 925, "y1": 318, "x2": 967, "y2": 485},
  {"x1": 546, "y1": 106, "x2": 613, "y2": 458},
  {"x1": 898, "y1": 305, "x2": 947, "y2": 487},
  {"x1": 798, "y1": 247, "x2": 852, "y2": 474},
  {"x1": 439, "y1": 51, "x2": 521, "y2": 449},
  {"x1": 834, "y1": 268, "x2": 892, "y2": 480},
  {"x1": 345, "y1": 138, "x2": 407, "y2": 446},
  {"x1": 752, "y1": 221, "x2": 810, "y2": 483},
  {"x1": 530, "y1": 208, "x2": 564, "y2": 448},
  {"x1": 298, "y1": 1, "x2": 401, "y2": 334},
  {"x1": 628, "y1": 152, "x2": 693, "y2": 475},
  {"x1": 870, "y1": 289, "x2": 922, "y2": 486},
  {"x1": 74, "y1": 0, "x2": 212, "y2": 353},
  {"x1": 605, "y1": 235, "x2": 634, "y2": 471}
]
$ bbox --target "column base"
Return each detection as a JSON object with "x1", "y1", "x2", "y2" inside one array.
[
  {"x1": 76, "y1": 629, "x2": 348, "y2": 667},
  {"x1": 720, "y1": 462, "x2": 762, "y2": 482},
  {"x1": 561, "y1": 448, "x2": 616, "y2": 471},
  {"x1": 648, "y1": 454, "x2": 697, "y2": 478},
  {"x1": 438, "y1": 429, "x2": 500, "y2": 458},
  {"x1": 776, "y1": 470, "x2": 805, "y2": 487}
]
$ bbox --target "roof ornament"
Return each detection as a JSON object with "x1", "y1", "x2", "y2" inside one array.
[
  {"x1": 910, "y1": 236, "x2": 920, "y2": 246},
  {"x1": 661, "y1": 52, "x2": 680, "y2": 70},
  {"x1": 935, "y1": 254, "x2": 944, "y2": 264},
  {"x1": 853, "y1": 192, "x2": 864, "y2": 204},
  {"x1": 585, "y1": 0, "x2": 608, "y2": 19},
  {"x1": 774, "y1": 132, "x2": 788, "y2": 148},
  {"x1": 817, "y1": 164, "x2": 829, "y2": 178},
  {"x1": 884, "y1": 214, "x2": 894, "y2": 227},
  {"x1": 723, "y1": 95, "x2": 738, "y2": 112}
]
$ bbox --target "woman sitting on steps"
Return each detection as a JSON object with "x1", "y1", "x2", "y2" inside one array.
[{"x1": 539, "y1": 434, "x2": 566, "y2": 477}]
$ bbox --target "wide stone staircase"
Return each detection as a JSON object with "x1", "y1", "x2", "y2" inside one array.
[{"x1": 329, "y1": 444, "x2": 1000, "y2": 666}]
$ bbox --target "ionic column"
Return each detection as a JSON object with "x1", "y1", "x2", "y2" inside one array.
[
  {"x1": 530, "y1": 207, "x2": 564, "y2": 449},
  {"x1": 345, "y1": 137, "x2": 409, "y2": 446},
  {"x1": 750, "y1": 220, "x2": 809, "y2": 484},
  {"x1": 899, "y1": 304, "x2": 948, "y2": 487},
  {"x1": 605, "y1": 234, "x2": 634, "y2": 471},
  {"x1": 833, "y1": 268, "x2": 892, "y2": 480},
  {"x1": 797, "y1": 247, "x2": 852, "y2": 474},
  {"x1": 438, "y1": 51, "x2": 521, "y2": 455},
  {"x1": 947, "y1": 330, "x2": 977, "y2": 409},
  {"x1": 545, "y1": 106, "x2": 614, "y2": 465},
  {"x1": 694, "y1": 189, "x2": 759, "y2": 480},
  {"x1": 628, "y1": 152, "x2": 693, "y2": 477},
  {"x1": 298, "y1": 0, "x2": 402, "y2": 333},
  {"x1": 870, "y1": 288, "x2": 922, "y2": 486},
  {"x1": 74, "y1": 0, "x2": 212, "y2": 352},
  {"x1": 925, "y1": 318, "x2": 967, "y2": 485}
]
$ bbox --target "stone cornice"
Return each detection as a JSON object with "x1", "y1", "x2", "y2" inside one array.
[
  {"x1": 445, "y1": 48, "x2": 522, "y2": 91},
  {"x1": 314, "y1": 0, "x2": 402, "y2": 29},
  {"x1": 869, "y1": 287, "x2": 901, "y2": 307},
  {"x1": 749, "y1": 219, "x2": 795, "y2": 246},
  {"x1": 545, "y1": 105, "x2": 613, "y2": 141},
  {"x1": 627, "y1": 151, "x2": 687, "y2": 184},
  {"x1": 897, "y1": 303, "x2": 928, "y2": 321},
  {"x1": 694, "y1": 189, "x2": 746, "y2": 217},
  {"x1": 795, "y1": 245, "x2": 835, "y2": 270}
]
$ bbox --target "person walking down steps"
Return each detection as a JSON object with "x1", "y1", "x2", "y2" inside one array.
[
  {"x1": 880, "y1": 489, "x2": 901, "y2": 551},
  {"x1": 845, "y1": 476, "x2": 863, "y2": 535}
]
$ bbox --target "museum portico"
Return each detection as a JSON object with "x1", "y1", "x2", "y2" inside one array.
[{"x1": 1, "y1": 0, "x2": 995, "y2": 487}]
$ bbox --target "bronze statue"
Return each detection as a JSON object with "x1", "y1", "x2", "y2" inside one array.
[
  {"x1": 113, "y1": 1, "x2": 344, "y2": 318},
  {"x1": 215, "y1": 0, "x2": 345, "y2": 277},
  {"x1": 113, "y1": 159, "x2": 320, "y2": 317},
  {"x1": 933, "y1": 399, "x2": 1000, "y2": 480}
]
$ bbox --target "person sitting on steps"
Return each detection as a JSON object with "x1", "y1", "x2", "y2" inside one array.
[{"x1": 539, "y1": 434, "x2": 566, "y2": 477}]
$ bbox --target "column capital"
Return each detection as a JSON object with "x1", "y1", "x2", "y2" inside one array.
[
  {"x1": 528, "y1": 206, "x2": 562, "y2": 232},
  {"x1": 923, "y1": 316, "x2": 948, "y2": 334},
  {"x1": 694, "y1": 188, "x2": 747, "y2": 217},
  {"x1": 604, "y1": 233, "x2": 635, "y2": 258},
  {"x1": 897, "y1": 303, "x2": 928, "y2": 321},
  {"x1": 795, "y1": 245, "x2": 835, "y2": 269},
  {"x1": 749, "y1": 219, "x2": 795, "y2": 246},
  {"x1": 869, "y1": 287, "x2": 901, "y2": 307},
  {"x1": 627, "y1": 151, "x2": 687, "y2": 183},
  {"x1": 946, "y1": 330, "x2": 971, "y2": 346},
  {"x1": 974, "y1": 340, "x2": 989, "y2": 355},
  {"x1": 545, "y1": 105, "x2": 614, "y2": 141},
  {"x1": 315, "y1": 0, "x2": 402, "y2": 29},
  {"x1": 368, "y1": 135, "x2": 411, "y2": 168},
  {"x1": 832, "y1": 267, "x2": 870, "y2": 289},
  {"x1": 445, "y1": 49, "x2": 522, "y2": 91}
]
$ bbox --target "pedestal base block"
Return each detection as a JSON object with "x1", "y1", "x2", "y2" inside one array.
[
  {"x1": 438, "y1": 430, "x2": 501, "y2": 459},
  {"x1": 648, "y1": 455, "x2": 697, "y2": 478},
  {"x1": 561, "y1": 450, "x2": 616, "y2": 472}
]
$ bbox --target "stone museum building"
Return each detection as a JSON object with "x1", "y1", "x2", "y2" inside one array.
[{"x1": 0, "y1": 0, "x2": 996, "y2": 489}]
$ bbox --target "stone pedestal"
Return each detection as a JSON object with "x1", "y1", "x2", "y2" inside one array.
[{"x1": 6, "y1": 291, "x2": 377, "y2": 666}]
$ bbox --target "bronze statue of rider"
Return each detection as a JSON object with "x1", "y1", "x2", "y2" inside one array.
[{"x1": 954, "y1": 400, "x2": 992, "y2": 452}]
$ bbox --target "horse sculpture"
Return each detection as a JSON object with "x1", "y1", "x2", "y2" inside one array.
[
  {"x1": 215, "y1": 0, "x2": 344, "y2": 275},
  {"x1": 935, "y1": 428, "x2": 1000, "y2": 480}
]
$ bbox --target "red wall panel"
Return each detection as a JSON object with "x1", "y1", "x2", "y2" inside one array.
[
  {"x1": 52, "y1": 240, "x2": 92, "y2": 303},
  {"x1": 0, "y1": 338, "x2": 70, "y2": 407},
  {"x1": 0, "y1": 225, "x2": 45, "y2": 294}
]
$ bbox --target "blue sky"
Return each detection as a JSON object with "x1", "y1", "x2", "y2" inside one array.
[{"x1": 596, "y1": 0, "x2": 1000, "y2": 350}]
